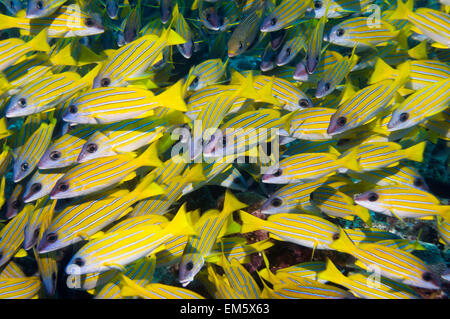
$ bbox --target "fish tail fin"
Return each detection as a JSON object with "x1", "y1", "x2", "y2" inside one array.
[
  {"x1": 404, "y1": 141, "x2": 426, "y2": 162},
  {"x1": 354, "y1": 205, "x2": 372, "y2": 227},
  {"x1": 239, "y1": 211, "x2": 268, "y2": 233},
  {"x1": 0, "y1": 14, "x2": 21, "y2": 31},
  {"x1": 369, "y1": 58, "x2": 396, "y2": 84},
  {"x1": 136, "y1": 142, "x2": 163, "y2": 168},
  {"x1": 184, "y1": 163, "x2": 206, "y2": 183},
  {"x1": 408, "y1": 40, "x2": 428, "y2": 60},
  {"x1": 438, "y1": 205, "x2": 450, "y2": 223},
  {"x1": 388, "y1": 0, "x2": 412, "y2": 20},
  {"x1": 256, "y1": 76, "x2": 282, "y2": 105},
  {"x1": 163, "y1": 203, "x2": 196, "y2": 236},
  {"x1": 234, "y1": 71, "x2": 259, "y2": 100},
  {"x1": 151, "y1": 80, "x2": 187, "y2": 111},
  {"x1": 222, "y1": 189, "x2": 247, "y2": 216},
  {"x1": 163, "y1": 28, "x2": 187, "y2": 46},
  {"x1": 394, "y1": 60, "x2": 411, "y2": 88},
  {"x1": 339, "y1": 147, "x2": 362, "y2": 172},
  {"x1": 28, "y1": 28, "x2": 50, "y2": 53},
  {"x1": 318, "y1": 258, "x2": 347, "y2": 285},
  {"x1": 130, "y1": 173, "x2": 165, "y2": 202},
  {"x1": 118, "y1": 273, "x2": 147, "y2": 298}
]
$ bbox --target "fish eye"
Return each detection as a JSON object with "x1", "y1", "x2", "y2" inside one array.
[
  {"x1": 18, "y1": 98, "x2": 27, "y2": 108},
  {"x1": 46, "y1": 232, "x2": 58, "y2": 243},
  {"x1": 30, "y1": 183, "x2": 42, "y2": 194},
  {"x1": 336, "y1": 28, "x2": 345, "y2": 37},
  {"x1": 399, "y1": 112, "x2": 409, "y2": 122},
  {"x1": 186, "y1": 261, "x2": 194, "y2": 271},
  {"x1": 74, "y1": 257, "x2": 85, "y2": 267},
  {"x1": 314, "y1": 0, "x2": 323, "y2": 9},
  {"x1": 239, "y1": 41, "x2": 243, "y2": 50},
  {"x1": 21, "y1": 162, "x2": 29, "y2": 172},
  {"x1": 286, "y1": 47, "x2": 291, "y2": 56},
  {"x1": 270, "y1": 18, "x2": 277, "y2": 26},
  {"x1": 84, "y1": 18, "x2": 94, "y2": 27},
  {"x1": 11, "y1": 199, "x2": 22, "y2": 210},
  {"x1": 324, "y1": 82, "x2": 330, "y2": 91},
  {"x1": 337, "y1": 116, "x2": 347, "y2": 127},
  {"x1": 271, "y1": 198, "x2": 282, "y2": 207},
  {"x1": 36, "y1": 0, "x2": 43, "y2": 9},
  {"x1": 57, "y1": 181, "x2": 69, "y2": 192},
  {"x1": 273, "y1": 168, "x2": 282, "y2": 177},
  {"x1": 332, "y1": 232, "x2": 340, "y2": 240},
  {"x1": 86, "y1": 143, "x2": 98, "y2": 154},
  {"x1": 422, "y1": 272, "x2": 433, "y2": 282},
  {"x1": 68, "y1": 104, "x2": 78, "y2": 114},
  {"x1": 413, "y1": 178, "x2": 424, "y2": 187},
  {"x1": 298, "y1": 98, "x2": 310, "y2": 108},
  {"x1": 367, "y1": 192, "x2": 379, "y2": 202},
  {"x1": 100, "y1": 78, "x2": 111, "y2": 87},
  {"x1": 49, "y1": 151, "x2": 61, "y2": 161}
]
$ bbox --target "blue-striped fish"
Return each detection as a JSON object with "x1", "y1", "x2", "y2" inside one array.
[
  {"x1": 227, "y1": 1, "x2": 265, "y2": 57},
  {"x1": 389, "y1": 0, "x2": 450, "y2": 48},
  {"x1": 185, "y1": 58, "x2": 228, "y2": 91},
  {"x1": 32, "y1": 197, "x2": 58, "y2": 296},
  {"x1": 318, "y1": 258, "x2": 420, "y2": 299},
  {"x1": 349, "y1": 163, "x2": 429, "y2": 191},
  {"x1": 26, "y1": 0, "x2": 67, "y2": 18},
  {"x1": 260, "y1": 0, "x2": 313, "y2": 32},
  {"x1": 259, "y1": 261, "x2": 326, "y2": 284},
  {"x1": 173, "y1": 3, "x2": 193, "y2": 59},
  {"x1": 218, "y1": 256, "x2": 261, "y2": 299},
  {"x1": 239, "y1": 211, "x2": 341, "y2": 250},
  {"x1": 305, "y1": 12, "x2": 327, "y2": 74},
  {"x1": 369, "y1": 59, "x2": 450, "y2": 91},
  {"x1": 39, "y1": 174, "x2": 163, "y2": 253},
  {"x1": 330, "y1": 228, "x2": 441, "y2": 289},
  {"x1": 311, "y1": 185, "x2": 372, "y2": 225},
  {"x1": 437, "y1": 217, "x2": 450, "y2": 246},
  {"x1": 0, "y1": 29, "x2": 49, "y2": 73},
  {"x1": 13, "y1": 118, "x2": 56, "y2": 182},
  {"x1": 262, "y1": 147, "x2": 361, "y2": 183},
  {"x1": 65, "y1": 203, "x2": 195, "y2": 275},
  {"x1": 327, "y1": 17, "x2": 403, "y2": 49},
  {"x1": 38, "y1": 125, "x2": 100, "y2": 169},
  {"x1": 6, "y1": 183, "x2": 24, "y2": 220},
  {"x1": 343, "y1": 141, "x2": 426, "y2": 172},
  {"x1": 0, "y1": 277, "x2": 41, "y2": 299},
  {"x1": 23, "y1": 196, "x2": 56, "y2": 250},
  {"x1": 94, "y1": 256, "x2": 156, "y2": 299},
  {"x1": 92, "y1": 27, "x2": 185, "y2": 88},
  {"x1": 49, "y1": 142, "x2": 162, "y2": 199},
  {"x1": 315, "y1": 50, "x2": 358, "y2": 98},
  {"x1": 327, "y1": 64, "x2": 409, "y2": 135},
  {"x1": 76, "y1": 116, "x2": 177, "y2": 163},
  {"x1": 354, "y1": 184, "x2": 450, "y2": 220},
  {"x1": 282, "y1": 107, "x2": 337, "y2": 141},
  {"x1": 260, "y1": 178, "x2": 329, "y2": 215},
  {"x1": 305, "y1": 0, "x2": 374, "y2": 18},
  {"x1": 62, "y1": 82, "x2": 187, "y2": 124},
  {"x1": 179, "y1": 190, "x2": 247, "y2": 286},
  {"x1": 276, "y1": 23, "x2": 308, "y2": 66},
  {"x1": 119, "y1": 273, "x2": 204, "y2": 299},
  {"x1": 0, "y1": 205, "x2": 30, "y2": 267},
  {"x1": 0, "y1": 5, "x2": 104, "y2": 38},
  {"x1": 0, "y1": 261, "x2": 26, "y2": 279},
  {"x1": 387, "y1": 78, "x2": 450, "y2": 131},
  {"x1": 5, "y1": 71, "x2": 89, "y2": 118}
]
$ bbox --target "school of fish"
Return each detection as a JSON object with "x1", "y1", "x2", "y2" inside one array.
[{"x1": 0, "y1": 0, "x2": 448, "y2": 299}]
